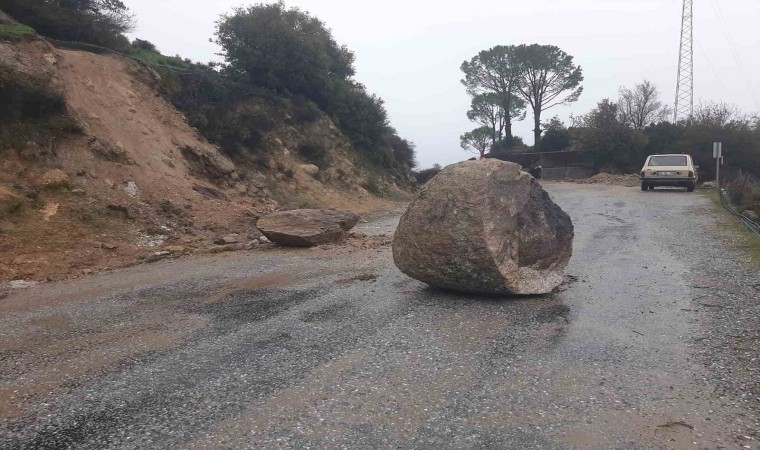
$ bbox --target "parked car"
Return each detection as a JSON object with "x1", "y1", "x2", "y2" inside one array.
[{"x1": 640, "y1": 154, "x2": 698, "y2": 192}]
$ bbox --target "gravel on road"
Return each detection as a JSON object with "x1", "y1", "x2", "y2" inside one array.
[{"x1": 0, "y1": 183, "x2": 758, "y2": 449}]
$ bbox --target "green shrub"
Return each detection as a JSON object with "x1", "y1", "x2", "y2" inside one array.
[
  {"x1": 412, "y1": 164, "x2": 442, "y2": 184},
  {"x1": 298, "y1": 142, "x2": 328, "y2": 168},
  {"x1": 1, "y1": 0, "x2": 134, "y2": 51},
  {"x1": 0, "y1": 66, "x2": 75, "y2": 150},
  {"x1": 726, "y1": 174, "x2": 760, "y2": 214},
  {"x1": 128, "y1": 48, "x2": 203, "y2": 72},
  {"x1": 0, "y1": 66, "x2": 65, "y2": 120},
  {"x1": 131, "y1": 38, "x2": 157, "y2": 52}
]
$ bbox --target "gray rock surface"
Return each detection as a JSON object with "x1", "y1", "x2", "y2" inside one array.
[
  {"x1": 257, "y1": 209, "x2": 360, "y2": 247},
  {"x1": 393, "y1": 160, "x2": 573, "y2": 295}
]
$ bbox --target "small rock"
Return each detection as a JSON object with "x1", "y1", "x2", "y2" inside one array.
[
  {"x1": 9, "y1": 280, "x2": 38, "y2": 289},
  {"x1": 258, "y1": 236, "x2": 271, "y2": 244},
  {"x1": 43, "y1": 53, "x2": 57, "y2": 65},
  {"x1": 71, "y1": 189, "x2": 86, "y2": 197},
  {"x1": 121, "y1": 180, "x2": 139, "y2": 198},
  {"x1": 103, "y1": 243, "x2": 118, "y2": 250},
  {"x1": 153, "y1": 251, "x2": 171, "y2": 257},
  {"x1": 256, "y1": 209, "x2": 359, "y2": 247},
  {"x1": 297, "y1": 164, "x2": 320, "y2": 177},
  {"x1": 42, "y1": 202, "x2": 59, "y2": 222},
  {"x1": 36, "y1": 169, "x2": 70, "y2": 190},
  {"x1": 82, "y1": 268, "x2": 93, "y2": 275},
  {"x1": 208, "y1": 243, "x2": 246, "y2": 253},
  {"x1": 166, "y1": 245, "x2": 185, "y2": 253},
  {"x1": 214, "y1": 234, "x2": 239, "y2": 245}
]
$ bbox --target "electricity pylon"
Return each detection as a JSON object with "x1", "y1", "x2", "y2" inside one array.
[{"x1": 674, "y1": 0, "x2": 694, "y2": 123}]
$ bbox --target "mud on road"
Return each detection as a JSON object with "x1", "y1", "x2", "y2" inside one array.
[{"x1": 1, "y1": 183, "x2": 758, "y2": 449}]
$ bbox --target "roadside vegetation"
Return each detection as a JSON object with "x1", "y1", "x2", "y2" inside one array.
[
  {"x1": 0, "y1": 66, "x2": 79, "y2": 152},
  {"x1": 460, "y1": 44, "x2": 583, "y2": 153},
  {"x1": 457, "y1": 42, "x2": 759, "y2": 216},
  {"x1": 0, "y1": 0, "x2": 416, "y2": 178}
]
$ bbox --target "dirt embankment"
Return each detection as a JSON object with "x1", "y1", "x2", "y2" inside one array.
[{"x1": 0, "y1": 38, "x2": 409, "y2": 283}]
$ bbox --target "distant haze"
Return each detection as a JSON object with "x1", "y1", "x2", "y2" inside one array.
[{"x1": 125, "y1": 0, "x2": 760, "y2": 168}]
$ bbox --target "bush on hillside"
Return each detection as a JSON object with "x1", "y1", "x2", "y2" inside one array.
[
  {"x1": 0, "y1": 66, "x2": 77, "y2": 150},
  {"x1": 215, "y1": 1, "x2": 354, "y2": 106},
  {"x1": 412, "y1": 164, "x2": 442, "y2": 184},
  {"x1": 298, "y1": 141, "x2": 328, "y2": 168},
  {"x1": 0, "y1": 66, "x2": 65, "y2": 120},
  {"x1": 388, "y1": 133, "x2": 417, "y2": 169},
  {"x1": 214, "y1": 2, "x2": 414, "y2": 169},
  {"x1": 0, "y1": 0, "x2": 134, "y2": 50},
  {"x1": 131, "y1": 38, "x2": 157, "y2": 52}
]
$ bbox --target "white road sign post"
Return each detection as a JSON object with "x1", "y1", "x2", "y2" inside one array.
[{"x1": 713, "y1": 142, "x2": 722, "y2": 189}]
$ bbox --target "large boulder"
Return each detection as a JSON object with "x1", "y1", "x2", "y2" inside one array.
[
  {"x1": 257, "y1": 209, "x2": 360, "y2": 247},
  {"x1": 393, "y1": 160, "x2": 573, "y2": 295}
]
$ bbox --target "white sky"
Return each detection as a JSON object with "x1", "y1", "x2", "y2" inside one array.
[{"x1": 125, "y1": 0, "x2": 760, "y2": 168}]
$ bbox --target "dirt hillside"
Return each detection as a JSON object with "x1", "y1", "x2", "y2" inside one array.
[{"x1": 0, "y1": 37, "x2": 409, "y2": 282}]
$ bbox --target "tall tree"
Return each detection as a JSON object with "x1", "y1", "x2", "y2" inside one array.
[
  {"x1": 571, "y1": 99, "x2": 647, "y2": 172},
  {"x1": 514, "y1": 44, "x2": 583, "y2": 144},
  {"x1": 466, "y1": 93, "x2": 504, "y2": 144},
  {"x1": 216, "y1": 1, "x2": 355, "y2": 106},
  {"x1": 461, "y1": 46, "x2": 526, "y2": 139},
  {"x1": 617, "y1": 80, "x2": 670, "y2": 130},
  {"x1": 460, "y1": 127, "x2": 492, "y2": 158}
]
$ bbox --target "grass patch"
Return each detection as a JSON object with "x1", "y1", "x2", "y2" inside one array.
[
  {"x1": 126, "y1": 48, "x2": 203, "y2": 72},
  {"x1": 0, "y1": 24, "x2": 36, "y2": 41},
  {"x1": 700, "y1": 190, "x2": 760, "y2": 267}
]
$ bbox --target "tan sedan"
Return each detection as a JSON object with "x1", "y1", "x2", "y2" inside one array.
[{"x1": 640, "y1": 154, "x2": 698, "y2": 192}]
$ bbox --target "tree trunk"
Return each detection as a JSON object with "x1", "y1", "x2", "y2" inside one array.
[
  {"x1": 502, "y1": 94, "x2": 513, "y2": 139},
  {"x1": 533, "y1": 109, "x2": 542, "y2": 145}
]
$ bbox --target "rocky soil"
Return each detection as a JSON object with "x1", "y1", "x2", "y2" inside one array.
[{"x1": 0, "y1": 37, "x2": 410, "y2": 283}]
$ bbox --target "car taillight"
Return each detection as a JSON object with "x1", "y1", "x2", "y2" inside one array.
[
  {"x1": 688, "y1": 171, "x2": 693, "y2": 177},
  {"x1": 640, "y1": 171, "x2": 646, "y2": 177}
]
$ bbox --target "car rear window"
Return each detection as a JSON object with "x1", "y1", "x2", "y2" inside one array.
[{"x1": 648, "y1": 155, "x2": 688, "y2": 166}]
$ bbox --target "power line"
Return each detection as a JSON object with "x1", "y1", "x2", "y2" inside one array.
[
  {"x1": 708, "y1": 0, "x2": 760, "y2": 110},
  {"x1": 667, "y1": 0, "x2": 736, "y2": 108}
]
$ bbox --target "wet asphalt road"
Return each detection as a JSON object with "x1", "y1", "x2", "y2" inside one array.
[{"x1": 1, "y1": 183, "x2": 758, "y2": 449}]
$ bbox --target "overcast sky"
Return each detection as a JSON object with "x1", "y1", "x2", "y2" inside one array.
[{"x1": 125, "y1": 0, "x2": 760, "y2": 168}]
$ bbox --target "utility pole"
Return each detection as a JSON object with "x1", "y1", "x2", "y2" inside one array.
[{"x1": 674, "y1": 0, "x2": 694, "y2": 123}]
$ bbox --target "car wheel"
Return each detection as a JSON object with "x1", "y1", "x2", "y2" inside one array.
[
  {"x1": 687, "y1": 182, "x2": 695, "y2": 192},
  {"x1": 649, "y1": 184, "x2": 655, "y2": 191},
  {"x1": 641, "y1": 182, "x2": 648, "y2": 191}
]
